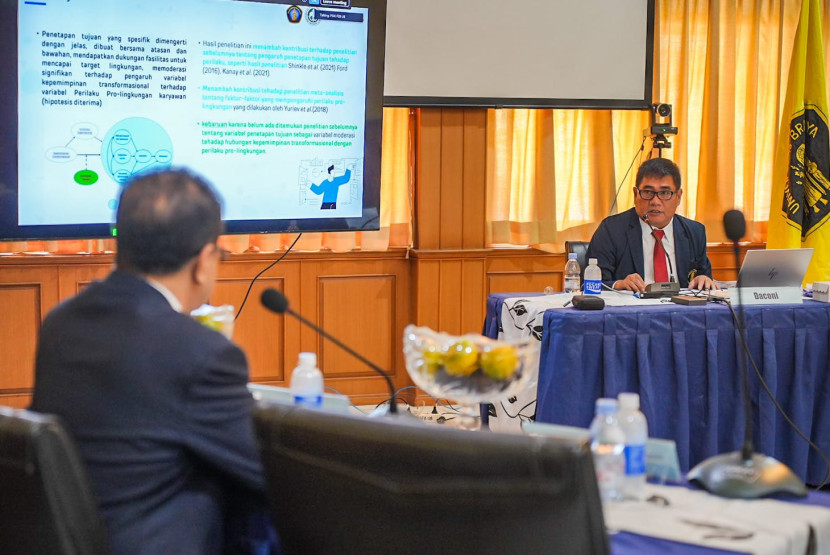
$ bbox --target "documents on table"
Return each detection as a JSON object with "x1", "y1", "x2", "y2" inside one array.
[{"x1": 604, "y1": 484, "x2": 830, "y2": 555}]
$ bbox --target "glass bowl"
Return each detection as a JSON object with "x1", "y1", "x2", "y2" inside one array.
[{"x1": 403, "y1": 325, "x2": 539, "y2": 428}]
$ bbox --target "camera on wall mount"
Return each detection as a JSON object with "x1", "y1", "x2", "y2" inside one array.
[{"x1": 649, "y1": 103, "x2": 678, "y2": 153}]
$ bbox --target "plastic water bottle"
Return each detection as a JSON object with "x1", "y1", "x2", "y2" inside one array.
[
  {"x1": 617, "y1": 392, "x2": 648, "y2": 500},
  {"x1": 584, "y1": 257, "x2": 602, "y2": 295},
  {"x1": 589, "y1": 398, "x2": 625, "y2": 502},
  {"x1": 290, "y1": 352, "x2": 323, "y2": 409},
  {"x1": 564, "y1": 253, "x2": 581, "y2": 293}
]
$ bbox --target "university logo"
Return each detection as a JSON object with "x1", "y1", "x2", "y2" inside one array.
[
  {"x1": 286, "y1": 5, "x2": 303, "y2": 23},
  {"x1": 782, "y1": 104, "x2": 830, "y2": 238}
]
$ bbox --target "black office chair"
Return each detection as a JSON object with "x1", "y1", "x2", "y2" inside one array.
[
  {"x1": 254, "y1": 403, "x2": 609, "y2": 555},
  {"x1": 565, "y1": 240, "x2": 590, "y2": 272},
  {"x1": 0, "y1": 407, "x2": 108, "y2": 555}
]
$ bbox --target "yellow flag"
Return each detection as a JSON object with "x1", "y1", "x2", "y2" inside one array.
[{"x1": 767, "y1": 0, "x2": 830, "y2": 284}]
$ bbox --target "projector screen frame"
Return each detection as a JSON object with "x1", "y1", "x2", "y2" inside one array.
[
  {"x1": 382, "y1": 0, "x2": 655, "y2": 110},
  {"x1": 0, "y1": 0, "x2": 387, "y2": 241}
]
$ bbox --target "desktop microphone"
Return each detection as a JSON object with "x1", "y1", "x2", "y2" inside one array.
[
  {"x1": 640, "y1": 213, "x2": 680, "y2": 297},
  {"x1": 687, "y1": 210, "x2": 806, "y2": 498},
  {"x1": 260, "y1": 288, "x2": 399, "y2": 415}
]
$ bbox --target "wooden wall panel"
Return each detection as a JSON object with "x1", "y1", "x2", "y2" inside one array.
[
  {"x1": 58, "y1": 263, "x2": 113, "y2": 299},
  {"x1": 462, "y1": 109, "x2": 487, "y2": 249},
  {"x1": 0, "y1": 264, "x2": 59, "y2": 408},
  {"x1": 213, "y1": 257, "x2": 302, "y2": 385},
  {"x1": 0, "y1": 251, "x2": 410, "y2": 407},
  {"x1": 487, "y1": 272, "x2": 560, "y2": 296},
  {"x1": 317, "y1": 275, "x2": 396, "y2": 378},
  {"x1": 439, "y1": 110, "x2": 465, "y2": 249},
  {"x1": 412, "y1": 258, "x2": 442, "y2": 331},
  {"x1": 460, "y1": 258, "x2": 486, "y2": 333},
  {"x1": 411, "y1": 251, "x2": 489, "y2": 335},
  {"x1": 486, "y1": 250, "x2": 562, "y2": 296},
  {"x1": 415, "y1": 110, "x2": 442, "y2": 249},
  {"x1": 437, "y1": 259, "x2": 463, "y2": 332},
  {"x1": 0, "y1": 285, "x2": 43, "y2": 390},
  {"x1": 415, "y1": 108, "x2": 488, "y2": 251},
  {"x1": 296, "y1": 254, "x2": 410, "y2": 404},
  {"x1": 212, "y1": 276, "x2": 286, "y2": 383}
]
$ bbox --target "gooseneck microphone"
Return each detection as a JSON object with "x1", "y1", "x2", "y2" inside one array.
[
  {"x1": 725, "y1": 210, "x2": 753, "y2": 463},
  {"x1": 260, "y1": 288, "x2": 398, "y2": 414},
  {"x1": 687, "y1": 209, "x2": 806, "y2": 498}
]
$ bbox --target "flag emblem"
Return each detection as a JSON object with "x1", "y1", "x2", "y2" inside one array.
[{"x1": 783, "y1": 105, "x2": 830, "y2": 238}]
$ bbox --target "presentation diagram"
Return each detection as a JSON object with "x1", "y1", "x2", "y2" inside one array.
[
  {"x1": 44, "y1": 117, "x2": 174, "y2": 188},
  {"x1": 101, "y1": 117, "x2": 173, "y2": 184},
  {"x1": 299, "y1": 158, "x2": 361, "y2": 209},
  {"x1": 44, "y1": 122, "x2": 105, "y2": 187}
]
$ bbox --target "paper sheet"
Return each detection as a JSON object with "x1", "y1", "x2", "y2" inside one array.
[{"x1": 603, "y1": 484, "x2": 830, "y2": 555}]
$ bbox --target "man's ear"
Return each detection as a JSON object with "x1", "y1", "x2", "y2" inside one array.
[{"x1": 192, "y1": 243, "x2": 214, "y2": 285}]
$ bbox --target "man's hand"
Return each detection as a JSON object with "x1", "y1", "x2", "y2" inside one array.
[
  {"x1": 689, "y1": 275, "x2": 720, "y2": 291},
  {"x1": 614, "y1": 273, "x2": 647, "y2": 293}
]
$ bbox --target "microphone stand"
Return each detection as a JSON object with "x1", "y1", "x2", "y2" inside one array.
[
  {"x1": 283, "y1": 306, "x2": 399, "y2": 415},
  {"x1": 687, "y1": 215, "x2": 806, "y2": 498}
]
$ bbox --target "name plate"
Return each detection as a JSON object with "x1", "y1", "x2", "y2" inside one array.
[{"x1": 729, "y1": 286, "x2": 804, "y2": 306}]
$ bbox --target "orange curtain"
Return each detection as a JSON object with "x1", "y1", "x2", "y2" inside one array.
[{"x1": 487, "y1": 0, "x2": 830, "y2": 247}]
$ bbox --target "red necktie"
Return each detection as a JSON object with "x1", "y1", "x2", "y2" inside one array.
[{"x1": 652, "y1": 229, "x2": 669, "y2": 282}]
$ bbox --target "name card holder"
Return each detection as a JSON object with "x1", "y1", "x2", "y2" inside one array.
[{"x1": 729, "y1": 286, "x2": 804, "y2": 306}]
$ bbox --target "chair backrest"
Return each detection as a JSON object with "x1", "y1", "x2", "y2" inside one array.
[
  {"x1": 254, "y1": 403, "x2": 609, "y2": 555},
  {"x1": 565, "y1": 240, "x2": 590, "y2": 273},
  {"x1": 0, "y1": 407, "x2": 108, "y2": 555}
]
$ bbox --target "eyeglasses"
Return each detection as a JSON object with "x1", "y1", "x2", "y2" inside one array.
[{"x1": 635, "y1": 188, "x2": 676, "y2": 201}]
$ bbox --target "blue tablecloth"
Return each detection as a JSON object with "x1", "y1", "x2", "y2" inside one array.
[{"x1": 484, "y1": 294, "x2": 830, "y2": 486}]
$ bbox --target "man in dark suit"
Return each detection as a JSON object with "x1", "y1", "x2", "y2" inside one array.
[
  {"x1": 586, "y1": 158, "x2": 717, "y2": 292},
  {"x1": 31, "y1": 169, "x2": 275, "y2": 554}
]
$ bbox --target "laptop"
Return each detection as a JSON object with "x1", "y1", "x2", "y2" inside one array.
[{"x1": 737, "y1": 248, "x2": 813, "y2": 288}]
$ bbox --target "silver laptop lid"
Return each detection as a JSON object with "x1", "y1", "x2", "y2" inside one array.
[{"x1": 737, "y1": 248, "x2": 813, "y2": 287}]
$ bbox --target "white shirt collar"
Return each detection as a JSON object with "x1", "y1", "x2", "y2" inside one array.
[
  {"x1": 638, "y1": 216, "x2": 678, "y2": 283},
  {"x1": 145, "y1": 278, "x2": 184, "y2": 313}
]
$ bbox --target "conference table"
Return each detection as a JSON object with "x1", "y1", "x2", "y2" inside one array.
[
  {"x1": 484, "y1": 292, "x2": 830, "y2": 486},
  {"x1": 607, "y1": 484, "x2": 830, "y2": 554}
]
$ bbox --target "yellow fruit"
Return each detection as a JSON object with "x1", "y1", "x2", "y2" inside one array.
[
  {"x1": 195, "y1": 314, "x2": 223, "y2": 333},
  {"x1": 421, "y1": 345, "x2": 444, "y2": 375},
  {"x1": 480, "y1": 345, "x2": 519, "y2": 380},
  {"x1": 444, "y1": 340, "x2": 479, "y2": 376}
]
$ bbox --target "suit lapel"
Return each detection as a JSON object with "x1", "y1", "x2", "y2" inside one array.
[
  {"x1": 673, "y1": 217, "x2": 690, "y2": 287},
  {"x1": 627, "y1": 209, "x2": 645, "y2": 277}
]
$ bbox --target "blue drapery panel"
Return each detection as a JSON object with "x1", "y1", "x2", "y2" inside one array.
[{"x1": 522, "y1": 302, "x2": 830, "y2": 484}]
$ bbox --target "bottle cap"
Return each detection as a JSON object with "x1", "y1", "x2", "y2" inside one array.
[
  {"x1": 595, "y1": 397, "x2": 618, "y2": 415},
  {"x1": 298, "y1": 352, "x2": 317, "y2": 367},
  {"x1": 618, "y1": 392, "x2": 640, "y2": 410},
  {"x1": 568, "y1": 252, "x2": 578, "y2": 259},
  {"x1": 588, "y1": 258, "x2": 598, "y2": 265}
]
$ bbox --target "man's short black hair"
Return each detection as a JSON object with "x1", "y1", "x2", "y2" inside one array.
[
  {"x1": 115, "y1": 168, "x2": 223, "y2": 275},
  {"x1": 636, "y1": 157, "x2": 682, "y2": 190}
]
